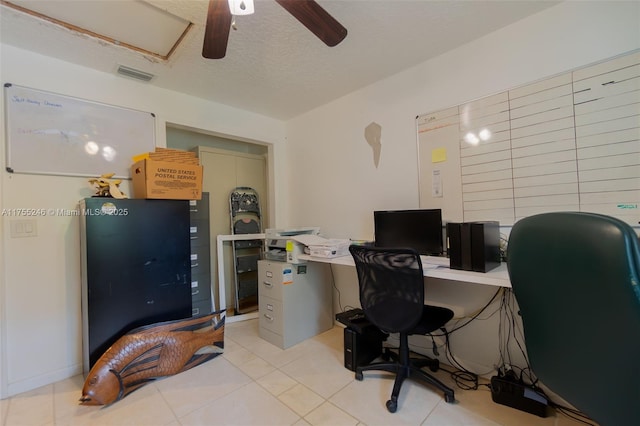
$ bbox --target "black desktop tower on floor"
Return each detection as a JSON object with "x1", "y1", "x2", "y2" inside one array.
[
  {"x1": 447, "y1": 221, "x2": 500, "y2": 272},
  {"x1": 336, "y1": 309, "x2": 387, "y2": 371},
  {"x1": 344, "y1": 326, "x2": 384, "y2": 371}
]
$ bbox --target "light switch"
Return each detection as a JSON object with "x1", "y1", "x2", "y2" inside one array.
[{"x1": 10, "y1": 219, "x2": 38, "y2": 238}]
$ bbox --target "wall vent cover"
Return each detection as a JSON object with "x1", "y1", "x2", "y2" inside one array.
[{"x1": 117, "y1": 65, "x2": 154, "y2": 82}]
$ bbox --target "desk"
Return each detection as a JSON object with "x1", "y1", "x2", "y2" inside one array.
[
  {"x1": 297, "y1": 254, "x2": 511, "y2": 288},
  {"x1": 217, "y1": 239, "x2": 510, "y2": 324}
]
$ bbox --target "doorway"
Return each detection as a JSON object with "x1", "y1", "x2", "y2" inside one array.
[{"x1": 166, "y1": 125, "x2": 271, "y2": 318}]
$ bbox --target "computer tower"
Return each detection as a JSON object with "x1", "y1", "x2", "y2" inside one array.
[
  {"x1": 470, "y1": 221, "x2": 501, "y2": 272},
  {"x1": 448, "y1": 221, "x2": 500, "y2": 272},
  {"x1": 447, "y1": 222, "x2": 471, "y2": 271},
  {"x1": 344, "y1": 326, "x2": 384, "y2": 371}
]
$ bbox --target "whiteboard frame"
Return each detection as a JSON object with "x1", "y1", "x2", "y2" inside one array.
[{"x1": 4, "y1": 83, "x2": 155, "y2": 179}]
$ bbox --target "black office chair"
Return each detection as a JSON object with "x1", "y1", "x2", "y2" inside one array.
[
  {"x1": 507, "y1": 212, "x2": 640, "y2": 426},
  {"x1": 349, "y1": 245, "x2": 455, "y2": 413}
]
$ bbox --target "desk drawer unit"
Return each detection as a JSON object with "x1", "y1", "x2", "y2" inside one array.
[
  {"x1": 259, "y1": 296, "x2": 283, "y2": 331},
  {"x1": 189, "y1": 219, "x2": 210, "y2": 248},
  {"x1": 190, "y1": 276, "x2": 210, "y2": 302},
  {"x1": 189, "y1": 193, "x2": 212, "y2": 316},
  {"x1": 192, "y1": 299, "x2": 213, "y2": 317},
  {"x1": 259, "y1": 267, "x2": 284, "y2": 300},
  {"x1": 258, "y1": 260, "x2": 333, "y2": 349}
]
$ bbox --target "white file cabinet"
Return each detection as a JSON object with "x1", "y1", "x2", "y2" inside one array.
[{"x1": 258, "y1": 260, "x2": 333, "y2": 349}]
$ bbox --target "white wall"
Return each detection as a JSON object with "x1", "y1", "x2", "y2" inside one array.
[
  {"x1": 285, "y1": 1, "x2": 640, "y2": 372},
  {"x1": 0, "y1": 44, "x2": 286, "y2": 398},
  {"x1": 1, "y1": 0, "x2": 638, "y2": 398}
]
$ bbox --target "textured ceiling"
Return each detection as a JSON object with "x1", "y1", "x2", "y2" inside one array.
[{"x1": 0, "y1": 0, "x2": 560, "y2": 120}]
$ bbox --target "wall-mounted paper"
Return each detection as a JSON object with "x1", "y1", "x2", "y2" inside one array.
[{"x1": 432, "y1": 170, "x2": 443, "y2": 198}]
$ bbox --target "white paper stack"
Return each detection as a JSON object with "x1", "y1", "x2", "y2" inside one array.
[{"x1": 291, "y1": 235, "x2": 351, "y2": 258}]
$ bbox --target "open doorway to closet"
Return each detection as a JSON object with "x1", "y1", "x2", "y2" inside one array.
[{"x1": 167, "y1": 125, "x2": 271, "y2": 319}]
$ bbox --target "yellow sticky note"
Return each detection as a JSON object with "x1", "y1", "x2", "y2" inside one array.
[
  {"x1": 286, "y1": 240, "x2": 294, "y2": 252},
  {"x1": 432, "y1": 148, "x2": 447, "y2": 163}
]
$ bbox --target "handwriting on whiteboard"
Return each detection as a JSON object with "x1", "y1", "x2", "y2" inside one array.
[{"x1": 11, "y1": 95, "x2": 62, "y2": 108}]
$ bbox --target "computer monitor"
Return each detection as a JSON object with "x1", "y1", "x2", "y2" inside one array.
[{"x1": 374, "y1": 209, "x2": 443, "y2": 256}]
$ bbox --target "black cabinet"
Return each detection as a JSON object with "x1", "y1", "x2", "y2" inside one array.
[{"x1": 80, "y1": 198, "x2": 192, "y2": 373}]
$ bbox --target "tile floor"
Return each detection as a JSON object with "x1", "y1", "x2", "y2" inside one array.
[{"x1": 1, "y1": 319, "x2": 589, "y2": 426}]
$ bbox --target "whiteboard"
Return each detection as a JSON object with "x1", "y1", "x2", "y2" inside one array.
[
  {"x1": 4, "y1": 83, "x2": 155, "y2": 178},
  {"x1": 417, "y1": 51, "x2": 640, "y2": 227}
]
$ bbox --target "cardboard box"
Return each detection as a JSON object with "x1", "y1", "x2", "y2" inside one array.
[{"x1": 131, "y1": 159, "x2": 203, "y2": 200}]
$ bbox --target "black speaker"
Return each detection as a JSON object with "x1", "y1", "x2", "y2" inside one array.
[
  {"x1": 470, "y1": 221, "x2": 501, "y2": 272},
  {"x1": 344, "y1": 326, "x2": 384, "y2": 371},
  {"x1": 447, "y1": 221, "x2": 500, "y2": 272},
  {"x1": 447, "y1": 222, "x2": 471, "y2": 271}
]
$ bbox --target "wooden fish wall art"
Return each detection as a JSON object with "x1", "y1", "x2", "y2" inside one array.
[{"x1": 80, "y1": 310, "x2": 225, "y2": 406}]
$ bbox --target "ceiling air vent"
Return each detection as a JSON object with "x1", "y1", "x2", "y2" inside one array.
[{"x1": 116, "y1": 65, "x2": 154, "y2": 82}]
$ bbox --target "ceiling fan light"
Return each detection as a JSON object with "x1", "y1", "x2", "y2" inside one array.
[
  {"x1": 228, "y1": 0, "x2": 254, "y2": 16},
  {"x1": 478, "y1": 128, "x2": 491, "y2": 141}
]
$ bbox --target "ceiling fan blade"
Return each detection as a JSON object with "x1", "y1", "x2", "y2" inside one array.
[
  {"x1": 202, "y1": 0, "x2": 232, "y2": 59},
  {"x1": 275, "y1": 0, "x2": 347, "y2": 47}
]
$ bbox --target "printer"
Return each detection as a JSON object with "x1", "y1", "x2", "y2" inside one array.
[{"x1": 264, "y1": 227, "x2": 320, "y2": 264}]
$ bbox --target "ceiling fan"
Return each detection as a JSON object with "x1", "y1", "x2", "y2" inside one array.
[{"x1": 202, "y1": 0, "x2": 348, "y2": 59}]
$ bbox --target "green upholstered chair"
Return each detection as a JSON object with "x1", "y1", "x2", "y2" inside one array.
[{"x1": 507, "y1": 212, "x2": 640, "y2": 425}]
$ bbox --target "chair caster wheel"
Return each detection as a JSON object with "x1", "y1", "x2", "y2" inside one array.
[
  {"x1": 444, "y1": 393, "x2": 455, "y2": 403},
  {"x1": 355, "y1": 371, "x2": 363, "y2": 381},
  {"x1": 386, "y1": 399, "x2": 397, "y2": 413}
]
